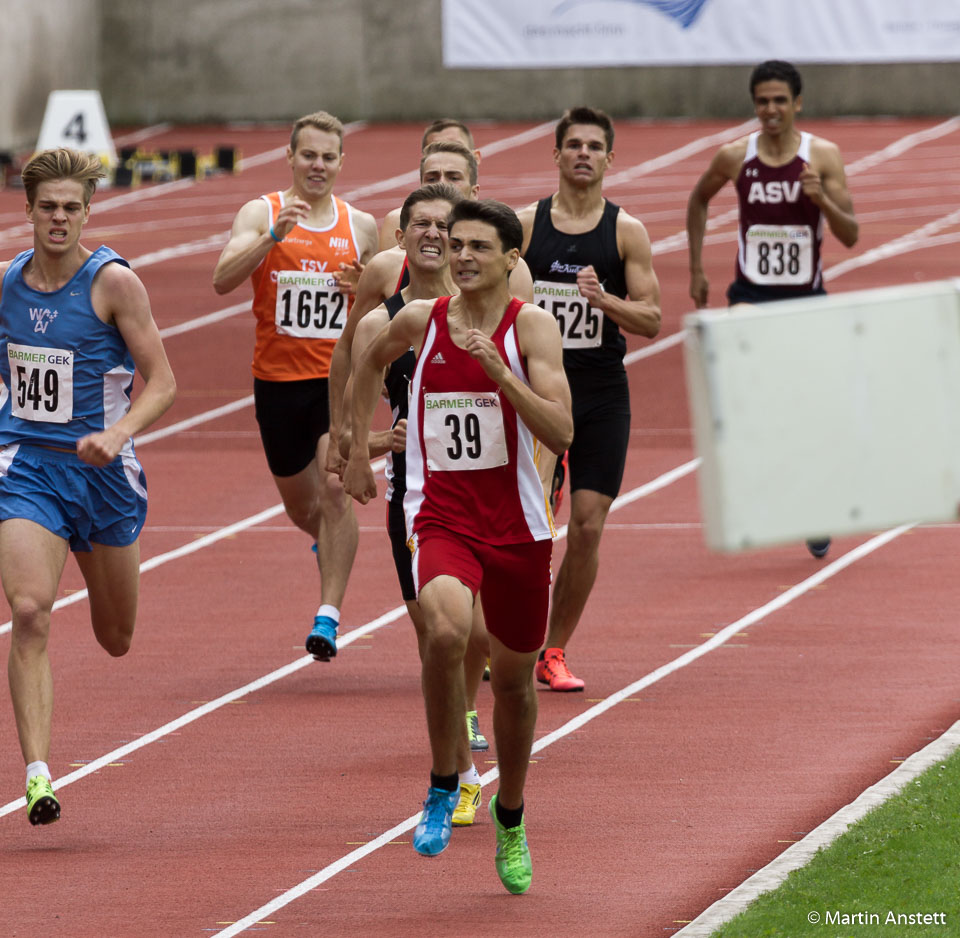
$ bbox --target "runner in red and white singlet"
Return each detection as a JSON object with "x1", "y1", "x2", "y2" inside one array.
[{"x1": 343, "y1": 199, "x2": 572, "y2": 893}]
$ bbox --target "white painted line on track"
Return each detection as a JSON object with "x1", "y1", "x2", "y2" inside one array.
[
  {"x1": 843, "y1": 115, "x2": 960, "y2": 176},
  {"x1": 649, "y1": 115, "x2": 960, "y2": 256},
  {"x1": 0, "y1": 124, "x2": 369, "y2": 243},
  {"x1": 338, "y1": 121, "x2": 556, "y2": 203},
  {"x1": 0, "y1": 456, "x2": 689, "y2": 818},
  {"x1": 0, "y1": 602, "x2": 409, "y2": 821},
  {"x1": 113, "y1": 123, "x2": 174, "y2": 147},
  {"x1": 129, "y1": 232, "x2": 230, "y2": 269},
  {"x1": 155, "y1": 301, "x2": 248, "y2": 339},
  {"x1": 605, "y1": 119, "x2": 758, "y2": 188},
  {"x1": 825, "y1": 206, "x2": 960, "y2": 281},
  {"x1": 134, "y1": 394, "x2": 254, "y2": 444},
  {"x1": 208, "y1": 521, "x2": 914, "y2": 938},
  {"x1": 0, "y1": 454, "x2": 389, "y2": 639},
  {"x1": 676, "y1": 654, "x2": 960, "y2": 938}
]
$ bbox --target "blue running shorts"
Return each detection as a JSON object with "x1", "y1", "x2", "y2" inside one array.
[{"x1": 0, "y1": 443, "x2": 148, "y2": 552}]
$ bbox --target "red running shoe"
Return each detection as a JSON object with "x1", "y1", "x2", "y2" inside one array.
[{"x1": 534, "y1": 647, "x2": 584, "y2": 692}]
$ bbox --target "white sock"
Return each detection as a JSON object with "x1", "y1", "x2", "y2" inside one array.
[
  {"x1": 459, "y1": 765, "x2": 480, "y2": 786},
  {"x1": 316, "y1": 604, "x2": 340, "y2": 625},
  {"x1": 26, "y1": 761, "x2": 51, "y2": 786}
]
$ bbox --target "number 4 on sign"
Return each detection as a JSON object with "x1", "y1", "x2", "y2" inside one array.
[
  {"x1": 62, "y1": 112, "x2": 87, "y2": 146},
  {"x1": 34, "y1": 90, "x2": 117, "y2": 172}
]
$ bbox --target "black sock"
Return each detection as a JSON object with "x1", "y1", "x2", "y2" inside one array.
[
  {"x1": 430, "y1": 771, "x2": 458, "y2": 793},
  {"x1": 495, "y1": 798, "x2": 524, "y2": 829}
]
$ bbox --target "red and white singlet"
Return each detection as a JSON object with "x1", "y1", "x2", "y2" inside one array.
[{"x1": 404, "y1": 296, "x2": 554, "y2": 548}]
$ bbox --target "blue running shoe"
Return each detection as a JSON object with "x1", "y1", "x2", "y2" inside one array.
[
  {"x1": 413, "y1": 786, "x2": 458, "y2": 856},
  {"x1": 306, "y1": 615, "x2": 338, "y2": 660}
]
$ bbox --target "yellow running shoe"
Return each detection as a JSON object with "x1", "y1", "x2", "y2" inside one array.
[
  {"x1": 452, "y1": 782, "x2": 481, "y2": 826},
  {"x1": 26, "y1": 775, "x2": 60, "y2": 826},
  {"x1": 466, "y1": 710, "x2": 489, "y2": 752}
]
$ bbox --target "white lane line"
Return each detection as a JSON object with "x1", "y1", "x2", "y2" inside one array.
[
  {"x1": 156, "y1": 302, "x2": 248, "y2": 339},
  {"x1": 649, "y1": 114, "x2": 960, "y2": 256},
  {"x1": 0, "y1": 604, "x2": 408, "y2": 821},
  {"x1": 129, "y1": 233, "x2": 230, "y2": 269},
  {"x1": 843, "y1": 115, "x2": 960, "y2": 175},
  {"x1": 825, "y1": 206, "x2": 960, "y2": 281},
  {"x1": 0, "y1": 125, "x2": 370, "y2": 243},
  {"x1": 0, "y1": 453, "x2": 390, "y2": 638},
  {"x1": 210, "y1": 521, "x2": 914, "y2": 938},
  {"x1": 113, "y1": 124, "x2": 174, "y2": 147},
  {"x1": 676, "y1": 637, "x2": 960, "y2": 938},
  {"x1": 337, "y1": 122, "x2": 556, "y2": 203},
  {"x1": 0, "y1": 456, "x2": 692, "y2": 818},
  {"x1": 134, "y1": 395, "x2": 254, "y2": 444},
  {"x1": 605, "y1": 119, "x2": 758, "y2": 188}
]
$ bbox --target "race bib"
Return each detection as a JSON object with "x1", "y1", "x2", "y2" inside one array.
[
  {"x1": 275, "y1": 270, "x2": 346, "y2": 339},
  {"x1": 744, "y1": 225, "x2": 813, "y2": 285},
  {"x1": 534, "y1": 280, "x2": 603, "y2": 349},
  {"x1": 7, "y1": 343, "x2": 73, "y2": 423},
  {"x1": 422, "y1": 391, "x2": 508, "y2": 472}
]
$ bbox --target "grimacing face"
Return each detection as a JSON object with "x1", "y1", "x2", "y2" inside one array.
[
  {"x1": 27, "y1": 178, "x2": 90, "y2": 253},
  {"x1": 401, "y1": 199, "x2": 454, "y2": 271}
]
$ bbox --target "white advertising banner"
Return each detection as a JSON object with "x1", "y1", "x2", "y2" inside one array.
[{"x1": 442, "y1": 0, "x2": 960, "y2": 68}]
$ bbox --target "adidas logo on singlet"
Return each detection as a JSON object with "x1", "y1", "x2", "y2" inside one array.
[{"x1": 431, "y1": 352, "x2": 446, "y2": 365}]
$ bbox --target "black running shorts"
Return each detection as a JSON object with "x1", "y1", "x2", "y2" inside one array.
[{"x1": 253, "y1": 377, "x2": 330, "y2": 478}]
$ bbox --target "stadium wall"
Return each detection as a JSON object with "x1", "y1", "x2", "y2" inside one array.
[{"x1": 3, "y1": 0, "x2": 956, "y2": 150}]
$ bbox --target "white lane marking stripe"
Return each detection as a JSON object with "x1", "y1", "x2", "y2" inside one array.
[
  {"x1": 649, "y1": 114, "x2": 960, "y2": 255},
  {"x1": 0, "y1": 454, "x2": 389, "y2": 638},
  {"x1": 0, "y1": 456, "x2": 693, "y2": 817},
  {"x1": 156, "y1": 301, "x2": 248, "y2": 339},
  {"x1": 605, "y1": 119, "x2": 758, "y2": 187},
  {"x1": 825, "y1": 207, "x2": 960, "y2": 281},
  {"x1": 209, "y1": 522, "x2": 913, "y2": 937},
  {"x1": 113, "y1": 124, "x2": 174, "y2": 147},
  {"x1": 337, "y1": 122, "x2": 556, "y2": 202},
  {"x1": 675, "y1": 620, "x2": 960, "y2": 938},
  {"x1": 0, "y1": 603, "x2": 408, "y2": 820}
]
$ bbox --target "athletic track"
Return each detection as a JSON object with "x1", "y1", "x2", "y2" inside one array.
[{"x1": 1, "y1": 116, "x2": 959, "y2": 938}]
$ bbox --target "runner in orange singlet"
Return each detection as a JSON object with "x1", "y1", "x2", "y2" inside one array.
[{"x1": 213, "y1": 111, "x2": 378, "y2": 659}]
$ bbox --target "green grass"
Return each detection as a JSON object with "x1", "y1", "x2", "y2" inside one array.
[{"x1": 708, "y1": 747, "x2": 960, "y2": 937}]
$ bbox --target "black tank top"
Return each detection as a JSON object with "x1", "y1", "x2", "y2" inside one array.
[
  {"x1": 383, "y1": 290, "x2": 416, "y2": 503},
  {"x1": 524, "y1": 197, "x2": 628, "y2": 372}
]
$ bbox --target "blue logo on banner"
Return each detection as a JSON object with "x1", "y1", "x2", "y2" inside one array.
[{"x1": 553, "y1": 0, "x2": 709, "y2": 29}]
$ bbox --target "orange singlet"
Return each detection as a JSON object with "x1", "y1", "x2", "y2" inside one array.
[{"x1": 250, "y1": 192, "x2": 361, "y2": 381}]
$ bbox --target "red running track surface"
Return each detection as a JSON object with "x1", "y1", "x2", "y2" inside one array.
[{"x1": 1, "y1": 116, "x2": 960, "y2": 937}]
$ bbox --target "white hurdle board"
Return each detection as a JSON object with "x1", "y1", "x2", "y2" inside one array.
[
  {"x1": 683, "y1": 280, "x2": 960, "y2": 552},
  {"x1": 35, "y1": 90, "x2": 117, "y2": 172}
]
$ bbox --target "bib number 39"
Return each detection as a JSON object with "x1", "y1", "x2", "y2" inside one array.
[
  {"x1": 275, "y1": 270, "x2": 346, "y2": 339},
  {"x1": 423, "y1": 392, "x2": 508, "y2": 471},
  {"x1": 7, "y1": 343, "x2": 74, "y2": 423}
]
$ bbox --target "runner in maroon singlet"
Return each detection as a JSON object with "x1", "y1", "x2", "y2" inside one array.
[{"x1": 687, "y1": 60, "x2": 859, "y2": 559}]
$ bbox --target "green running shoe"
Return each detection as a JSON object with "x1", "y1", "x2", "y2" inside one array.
[
  {"x1": 489, "y1": 794, "x2": 532, "y2": 894},
  {"x1": 466, "y1": 710, "x2": 489, "y2": 751},
  {"x1": 26, "y1": 775, "x2": 60, "y2": 826}
]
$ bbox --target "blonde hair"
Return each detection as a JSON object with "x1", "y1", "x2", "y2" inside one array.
[
  {"x1": 22, "y1": 148, "x2": 106, "y2": 206},
  {"x1": 290, "y1": 111, "x2": 344, "y2": 153},
  {"x1": 419, "y1": 140, "x2": 478, "y2": 187}
]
